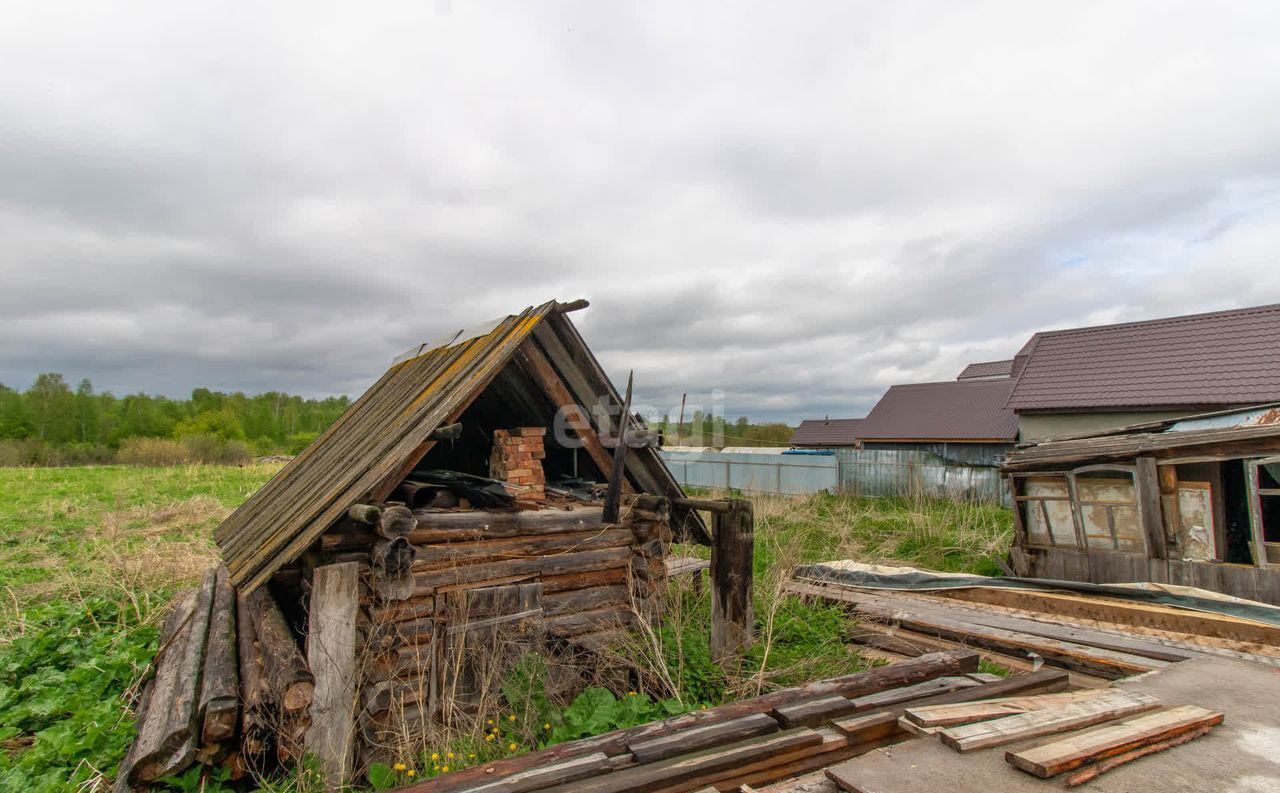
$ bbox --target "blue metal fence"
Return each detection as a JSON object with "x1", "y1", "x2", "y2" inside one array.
[{"x1": 659, "y1": 448, "x2": 1009, "y2": 505}]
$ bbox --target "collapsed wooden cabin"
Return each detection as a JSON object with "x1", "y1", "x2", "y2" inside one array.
[
  {"x1": 118, "y1": 299, "x2": 726, "y2": 790},
  {"x1": 1002, "y1": 404, "x2": 1280, "y2": 606}
]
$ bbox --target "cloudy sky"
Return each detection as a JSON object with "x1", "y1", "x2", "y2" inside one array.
[{"x1": 3, "y1": 1, "x2": 1280, "y2": 424}]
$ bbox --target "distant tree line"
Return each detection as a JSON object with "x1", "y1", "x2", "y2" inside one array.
[
  {"x1": 0, "y1": 373, "x2": 350, "y2": 465},
  {"x1": 654, "y1": 412, "x2": 795, "y2": 447}
]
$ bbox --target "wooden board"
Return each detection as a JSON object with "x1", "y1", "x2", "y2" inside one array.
[
  {"x1": 1005, "y1": 704, "x2": 1224, "y2": 778},
  {"x1": 628, "y1": 712, "x2": 780, "y2": 763},
  {"x1": 847, "y1": 676, "x2": 980, "y2": 712},
  {"x1": 533, "y1": 728, "x2": 824, "y2": 793},
  {"x1": 939, "y1": 691, "x2": 1161, "y2": 752},
  {"x1": 463, "y1": 752, "x2": 621, "y2": 793},
  {"x1": 903, "y1": 689, "x2": 1110, "y2": 727},
  {"x1": 305, "y1": 562, "x2": 361, "y2": 788}
]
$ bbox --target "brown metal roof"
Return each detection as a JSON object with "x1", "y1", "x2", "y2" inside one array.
[
  {"x1": 857, "y1": 379, "x2": 1019, "y2": 442},
  {"x1": 215, "y1": 300, "x2": 702, "y2": 593},
  {"x1": 1007, "y1": 303, "x2": 1280, "y2": 411},
  {"x1": 789, "y1": 418, "x2": 864, "y2": 447},
  {"x1": 956, "y1": 359, "x2": 1013, "y2": 380}
]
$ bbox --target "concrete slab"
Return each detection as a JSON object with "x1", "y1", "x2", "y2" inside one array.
[{"x1": 825, "y1": 657, "x2": 1280, "y2": 793}]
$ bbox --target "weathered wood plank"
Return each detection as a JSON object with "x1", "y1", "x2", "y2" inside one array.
[
  {"x1": 464, "y1": 752, "x2": 622, "y2": 793},
  {"x1": 628, "y1": 712, "x2": 780, "y2": 763},
  {"x1": 535, "y1": 729, "x2": 823, "y2": 793},
  {"x1": 772, "y1": 696, "x2": 858, "y2": 729},
  {"x1": 1062, "y1": 721, "x2": 1219, "y2": 787},
  {"x1": 940, "y1": 691, "x2": 1161, "y2": 752},
  {"x1": 903, "y1": 689, "x2": 1110, "y2": 727},
  {"x1": 1006, "y1": 704, "x2": 1223, "y2": 778},
  {"x1": 306, "y1": 563, "x2": 361, "y2": 789},
  {"x1": 396, "y1": 652, "x2": 978, "y2": 793},
  {"x1": 847, "y1": 676, "x2": 980, "y2": 711},
  {"x1": 198, "y1": 565, "x2": 239, "y2": 748},
  {"x1": 711, "y1": 499, "x2": 754, "y2": 665}
]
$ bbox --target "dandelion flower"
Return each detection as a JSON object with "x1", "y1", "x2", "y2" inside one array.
[
  {"x1": 446, "y1": 752, "x2": 454, "y2": 759},
  {"x1": 431, "y1": 753, "x2": 440, "y2": 761},
  {"x1": 508, "y1": 742, "x2": 518, "y2": 751},
  {"x1": 406, "y1": 770, "x2": 416, "y2": 778},
  {"x1": 508, "y1": 714, "x2": 516, "y2": 722},
  {"x1": 627, "y1": 691, "x2": 637, "y2": 696},
  {"x1": 486, "y1": 719, "x2": 494, "y2": 725},
  {"x1": 441, "y1": 766, "x2": 449, "y2": 773},
  {"x1": 468, "y1": 753, "x2": 477, "y2": 759},
  {"x1": 485, "y1": 734, "x2": 495, "y2": 742},
  {"x1": 393, "y1": 763, "x2": 406, "y2": 772},
  {"x1": 543, "y1": 723, "x2": 551, "y2": 730}
]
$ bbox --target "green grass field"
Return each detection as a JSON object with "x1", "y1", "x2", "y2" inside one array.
[{"x1": 0, "y1": 465, "x2": 1012, "y2": 792}]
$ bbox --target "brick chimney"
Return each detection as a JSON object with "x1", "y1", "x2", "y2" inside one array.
[{"x1": 490, "y1": 427, "x2": 546, "y2": 504}]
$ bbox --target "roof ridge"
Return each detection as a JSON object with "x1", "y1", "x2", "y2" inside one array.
[{"x1": 1034, "y1": 302, "x2": 1280, "y2": 339}]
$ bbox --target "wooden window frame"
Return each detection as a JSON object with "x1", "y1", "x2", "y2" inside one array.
[
  {"x1": 1011, "y1": 472, "x2": 1080, "y2": 549},
  {"x1": 1068, "y1": 464, "x2": 1147, "y2": 555},
  {"x1": 1246, "y1": 456, "x2": 1280, "y2": 568}
]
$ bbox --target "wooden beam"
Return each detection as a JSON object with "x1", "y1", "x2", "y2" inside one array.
[
  {"x1": 939, "y1": 690, "x2": 1160, "y2": 752},
  {"x1": 1136, "y1": 456, "x2": 1167, "y2": 559},
  {"x1": 514, "y1": 339, "x2": 621, "y2": 486},
  {"x1": 1006, "y1": 704, "x2": 1223, "y2": 779},
  {"x1": 306, "y1": 563, "x2": 361, "y2": 789},
  {"x1": 711, "y1": 498, "x2": 754, "y2": 665}
]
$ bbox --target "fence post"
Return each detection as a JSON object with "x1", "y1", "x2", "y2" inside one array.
[{"x1": 711, "y1": 498, "x2": 754, "y2": 665}]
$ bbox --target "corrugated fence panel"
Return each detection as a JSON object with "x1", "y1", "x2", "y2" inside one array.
[
  {"x1": 835, "y1": 448, "x2": 1009, "y2": 505},
  {"x1": 658, "y1": 451, "x2": 839, "y2": 495},
  {"x1": 658, "y1": 449, "x2": 1009, "y2": 505}
]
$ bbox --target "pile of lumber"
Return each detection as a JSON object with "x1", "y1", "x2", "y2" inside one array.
[
  {"x1": 787, "y1": 577, "x2": 1280, "y2": 687},
  {"x1": 116, "y1": 566, "x2": 314, "y2": 789},
  {"x1": 391, "y1": 650, "x2": 1092, "y2": 793},
  {"x1": 824, "y1": 687, "x2": 1223, "y2": 790}
]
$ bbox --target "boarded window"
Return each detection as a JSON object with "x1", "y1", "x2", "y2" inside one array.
[
  {"x1": 1176, "y1": 482, "x2": 1216, "y2": 561},
  {"x1": 1018, "y1": 476, "x2": 1077, "y2": 548},
  {"x1": 1075, "y1": 470, "x2": 1143, "y2": 552}
]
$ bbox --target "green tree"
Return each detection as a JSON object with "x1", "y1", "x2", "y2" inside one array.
[
  {"x1": 173, "y1": 409, "x2": 247, "y2": 441},
  {"x1": 26, "y1": 373, "x2": 75, "y2": 443}
]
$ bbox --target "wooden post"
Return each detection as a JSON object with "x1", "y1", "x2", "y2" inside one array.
[
  {"x1": 711, "y1": 498, "x2": 754, "y2": 665},
  {"x1": 1135, "y1": 457, "x2": 1167, "y2": 560},
  {"x1": 306, "y1": 562, "x2": 361, "y2": 790}
]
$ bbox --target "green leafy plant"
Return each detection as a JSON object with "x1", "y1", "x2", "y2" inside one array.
[
  {"x1": 549, "y1": 688, "x2": 685, "y2": 744},
  {"x1": 0, "y1": 598, "x2": 157, "y2": 793}
]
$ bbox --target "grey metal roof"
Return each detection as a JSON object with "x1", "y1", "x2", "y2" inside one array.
[
  {"x1": 1008, "y1": 303, "x2": 1280, "y2": 411},
  {"x1": 857, "y1": 379, "x2": 1019, "y2": 442},
  {"x1": 789, "y1": 418, "x2": 864, "y2": 447}
]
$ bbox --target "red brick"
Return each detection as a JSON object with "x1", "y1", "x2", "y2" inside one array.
[{"x1": 517, "y1": 427, "x2": 547, "y2": 437}]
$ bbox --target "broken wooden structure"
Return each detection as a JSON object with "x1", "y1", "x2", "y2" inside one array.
[
  {"x1": 1002, "y1": 404, "x2": 1280, "y2": 605},
  {"x1": 118, "y1": 300, "x2": 763, "y2": 790}
]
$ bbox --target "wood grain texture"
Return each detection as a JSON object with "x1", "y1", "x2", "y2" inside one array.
[
  {"x1": 306, "y1": 563, "x2": 361, "y2": 789},
  {"x1": 940, "y1": 691, "x2": 1161, "y2": 752},
  {"x1": 1005, "y1": 704, "x2": 1223, "y2": 778}
]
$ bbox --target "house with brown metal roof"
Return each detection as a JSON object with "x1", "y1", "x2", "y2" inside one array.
[
  {"x1": 1008, "y1": 303, "x2": 1280, "y2": 441},
  {"x1": 852, "y1": 378, "x2": 1019, "y2": 465},
  {"x1": 789, "y1": 417, "x2": 864, "y2": 448}
]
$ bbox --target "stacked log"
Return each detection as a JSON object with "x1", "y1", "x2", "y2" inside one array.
[
  {"x1": 117, "y1": 566, "x2": 240, "y2": 789},
  {"x1": 242, "y1": 587, "x2": 315, "y2": 764}
]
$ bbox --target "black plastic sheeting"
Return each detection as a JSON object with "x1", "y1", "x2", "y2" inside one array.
[{"x1": 794, "y1": 563, "x2": 1280, "y2": 629}]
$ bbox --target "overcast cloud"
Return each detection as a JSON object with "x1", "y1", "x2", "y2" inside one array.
[{"x1": 3, "y1": 1, "x2": 1280, "y2": 423}]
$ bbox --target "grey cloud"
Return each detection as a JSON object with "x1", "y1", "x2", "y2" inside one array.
[{"x1": 3, "y1": 1, "x2": 1280, "y2": 425}]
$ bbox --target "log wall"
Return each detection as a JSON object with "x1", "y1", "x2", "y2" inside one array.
[{"x1": 315, "y1": 493, "x2": 673, "y2": 764}]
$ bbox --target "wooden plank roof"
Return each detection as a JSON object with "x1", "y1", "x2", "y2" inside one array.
[{"x1": 215, "y1": 300, "x2": 701, "y2": 593}]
